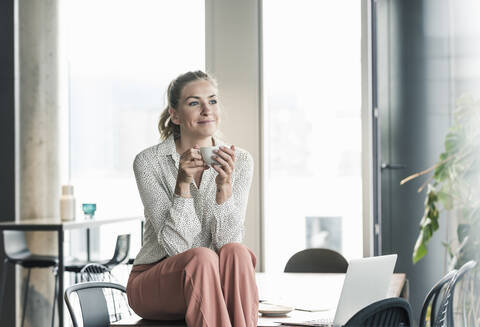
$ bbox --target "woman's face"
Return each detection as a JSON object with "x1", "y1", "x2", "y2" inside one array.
[{"x1": 170, "y1": 79, "x2": 220, "y2": 139}]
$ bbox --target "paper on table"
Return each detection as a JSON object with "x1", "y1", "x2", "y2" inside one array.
[
  {"x1": 293, "y1": 305, "x2": 331, "y2": 312},
  {"x1": 257, "y1": 317, "x2": 282, "y2": 327},
  {"x1": 258, "y1": 309, "x2": 333, "y2": 327},
  {"x1": 261, "y1": 300, "x2": 330, "y2": 313}
]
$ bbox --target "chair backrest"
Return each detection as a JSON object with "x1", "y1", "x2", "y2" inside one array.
[
  {"x1": 344, "y1": 297, "x2": 412, "y2": 326},
  {"x1": 80, "y1": 263, "x2": 117, "y2": 283},
  {"x1": 64, "y1": 281, "x2": 128, "y2": 327},
  {"x1": 2, "y1": 231, "x2": 30, "y2": 258},
  {"x1": 104, "y1": 234, "x2": 130, "y2": 268},
  {"x1": 284, "y1": 248, "x2": 348, "y2": 273},
  {"x1": 419, "y1": 270, "x2": 457, "y2": 327},
  {"x1": 433, "y1": 260, "x2": 477, "y2": 327}
]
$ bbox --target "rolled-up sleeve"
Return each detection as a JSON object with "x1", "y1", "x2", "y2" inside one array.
[
  {"x1": 210, "y1": 151, "x2": 254, "y2": 250},
  {"x1": 133, "y1": 153, "x2": 202, "y2": 256}
]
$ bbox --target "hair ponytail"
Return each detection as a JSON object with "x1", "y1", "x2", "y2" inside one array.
[{"x1": 158, "y1": 106, "x2": 180, "y2": 140}]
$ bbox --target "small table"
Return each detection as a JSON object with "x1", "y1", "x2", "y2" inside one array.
[
  {"x1": 0, "y1": 216, "x2": 144, "y2": 327},
  {"x1": 111, "y1": 272, "x2": 406, "y2": 327}
]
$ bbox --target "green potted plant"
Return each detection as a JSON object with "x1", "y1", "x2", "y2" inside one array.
[{"x1": 401, "y1": 94, "x2": 480, "y2": 324}]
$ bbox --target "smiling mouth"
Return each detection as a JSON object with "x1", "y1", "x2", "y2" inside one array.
[{"x1": 198, "y1": 120, "x2": 215, "y2": 124}]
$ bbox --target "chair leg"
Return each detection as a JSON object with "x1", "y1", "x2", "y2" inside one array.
[
  {"x1": 21, "y1": 268, "x2": 31, "y2": 327},
  {"x1": 111, "y1": 288, "x2": 119, "y2": 320},
  {"x1": 51, "y1": 271, "x2": 58, "y2": 327},
  {"x1": 0, "y1": 259, "x2": 9, "y2": 321}
]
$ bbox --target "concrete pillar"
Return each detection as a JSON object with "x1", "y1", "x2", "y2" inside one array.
[
  {"x1": 18, "y1": 0, "x2": 60, "y2": 326},
  {"x1": 205, "y1": 0, "x2": 263, "y2": 270}
]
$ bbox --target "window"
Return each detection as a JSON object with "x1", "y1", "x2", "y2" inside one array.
[
  {"x1": 64, "y1": 0, "x2": 205, "y2": 261},
  {"x1": 262, "y1": 0, "x2": 363, "y2": 271}
]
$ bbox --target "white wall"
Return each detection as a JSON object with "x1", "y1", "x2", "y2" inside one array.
[{"x1": 205, "y1": 0, "x2": 263, "y2": 270}]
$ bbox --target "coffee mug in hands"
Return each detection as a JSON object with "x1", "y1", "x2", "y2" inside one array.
[{"x1": 200, "y1": 146, "x2": 221, "y2": 166}]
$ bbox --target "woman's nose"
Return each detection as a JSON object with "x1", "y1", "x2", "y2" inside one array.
[{"x1": 201, "y1": 102, "x2": 212, "y2": 114}]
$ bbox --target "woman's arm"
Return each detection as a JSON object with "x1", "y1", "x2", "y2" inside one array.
[
  {"x1": 210, "y1": 150, "x2": 254, "y2": 250},
  {"x1": 133, "y1": 151, "x2": 202, "y2": 256}
]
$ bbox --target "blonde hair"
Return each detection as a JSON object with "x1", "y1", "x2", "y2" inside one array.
[{"x1": 158, "y1": 70, "x2": 218, "y2": 140}]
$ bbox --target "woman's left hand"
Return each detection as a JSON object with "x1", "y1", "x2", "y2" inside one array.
[{"x1": 212, "y1": 145, "x2": 236, "y2": 186}]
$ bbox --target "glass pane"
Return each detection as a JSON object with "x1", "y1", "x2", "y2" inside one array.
[
  {"x1": 263, "y1": 0, "x2": 363, "y2": 272},
  {"x1": 451, "y1": 0, "x2": 480, "y2": 98},
  {"x1": 66, "y1": 0, "x2": 205, "y2": 259}
]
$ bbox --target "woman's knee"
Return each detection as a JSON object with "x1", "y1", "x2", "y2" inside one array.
[
  {"x1": 184, "y1": 247, "x2": 219, "y2": 268},
  {"x1": 219, "y1": 242, "x2": 247, "y2": 254},
  {"x1": 219, "y1": 243, "x2": 256, "y2": 266}
]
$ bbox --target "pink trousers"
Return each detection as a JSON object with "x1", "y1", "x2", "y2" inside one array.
[{"x1": 126, "y1": 243, "x2": 259, "y2": 327}]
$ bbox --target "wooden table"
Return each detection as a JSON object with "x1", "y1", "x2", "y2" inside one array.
[
  {"x1": 0, "y1": 216, "x2": 144, "y2": 327},
  {"x1": 111, "y1": 272, "x2": 406, "y2": 327}
]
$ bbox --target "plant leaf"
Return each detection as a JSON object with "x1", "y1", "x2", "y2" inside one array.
[
  {"x1": 437, "y1": 190, "x2": 453, "y2": 210},
  {"x1": 441, "y1": 241, "x2": 454, "y2": 258},
  {"x1": 457, "y1": 223, "x2": 470, "y2": 243},
  {"x1": 412, "y1": 185, "x2": 440, "y2": 264},
  {"x1": 434, "y1": 161, "x2": 449, "y2": 181},
  {"x1": 413, "y1": 230, "x2": 428, "y2": 263},
  {"x1": 444, "y1": 131, "x2": 460, "y2": 153}
]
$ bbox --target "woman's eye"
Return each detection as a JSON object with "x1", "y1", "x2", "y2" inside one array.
[
  {"x1": 188, "y1": 101, "x2": 199, "y2": 106},
  {"x1": 209, "y1": 99, "x2": 217, "y2": 104}
]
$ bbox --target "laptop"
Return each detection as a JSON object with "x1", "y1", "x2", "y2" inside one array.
[{"x1": 277, "y1": 254, "x2": 397, "y2": 327}]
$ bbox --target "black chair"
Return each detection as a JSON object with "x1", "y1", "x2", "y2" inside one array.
[
  {"x1": 0, "y1": 231, "x2": 58, "y2": 327},
  {"x1": 419, "y1": 269, "x2": 457, "y2": 327},
  {"x1": 65, "y1": 281, "x2": 187, "y2": 327},
  {"x1": 284, "y1": 248, "x2": 348, "y2": 273},
  {"x1": 65, "y1": 234, "x2": 130, "y2": 281},
  {"x1": 79, "y1": 263, "x2": 130, "y2": 321},
  {"x1": 344, "y1": 297, "x2": 413, "y2": 326},
  {"x1": 64, "y1": 281, "x2": 131, "y2": 327},
  {"x1": 433, "y1": 260, "x2": 477, "y2": 327}
]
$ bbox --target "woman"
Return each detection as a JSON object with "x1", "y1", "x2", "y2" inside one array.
[{"x1": 126, "y1": 70, "x2": 258, "y2": 327}]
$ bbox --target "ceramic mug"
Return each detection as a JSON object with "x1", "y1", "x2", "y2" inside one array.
[{"x1": 200, "y1": 146, "x2": 221, "y2": 166}]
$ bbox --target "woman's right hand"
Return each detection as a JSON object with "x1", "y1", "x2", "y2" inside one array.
[{"x1": 177, "y1": 145, "x2": 209, "y2": 186}]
